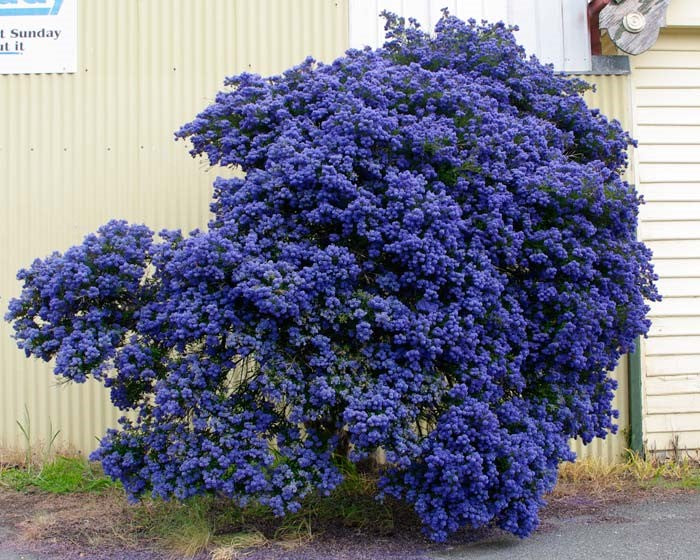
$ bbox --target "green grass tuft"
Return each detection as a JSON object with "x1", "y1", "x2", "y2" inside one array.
[
  {"x1": 0, "y1": 468, "x2": 35, "y2": 491},
  {"x1": 0, "y1": 456, "x2": 116, "y2": 493}
]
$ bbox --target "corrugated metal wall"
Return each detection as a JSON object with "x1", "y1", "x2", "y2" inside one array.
[
  {"x1": 1, "y1": 1, "x2": 632, "y2": 463},
  {"x1": 569, "y1": 74, "x2": 634, "y2": 463},
  {"x1": 0, "y1": 0, "x2": 349, "y2": 453}
]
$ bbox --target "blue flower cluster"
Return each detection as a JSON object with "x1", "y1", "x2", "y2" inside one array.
[{"x1": 6, "y1": 13, "x2": 658, "y2": 541}]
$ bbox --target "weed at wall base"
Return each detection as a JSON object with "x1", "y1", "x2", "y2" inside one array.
[{"x1": 0, "y1": 456, "x2": 116, "y2": 493}]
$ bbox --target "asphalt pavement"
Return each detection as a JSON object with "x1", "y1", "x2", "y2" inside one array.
[{"x1": 434, "y1": 493, "x2": 700, "y2": 560}]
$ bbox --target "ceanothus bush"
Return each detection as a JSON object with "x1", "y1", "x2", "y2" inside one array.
[{"x1": 6, "y1": 13, "x2": 658, "y2": 541}]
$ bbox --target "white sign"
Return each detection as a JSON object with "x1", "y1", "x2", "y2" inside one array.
[{"x1": 0, "y1": 0, "x2": 76, "y2": 74}]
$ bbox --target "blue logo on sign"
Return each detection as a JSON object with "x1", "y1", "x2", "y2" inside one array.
[{"x1": 0, "y1": 0, "x2": 63, "y2": 16}]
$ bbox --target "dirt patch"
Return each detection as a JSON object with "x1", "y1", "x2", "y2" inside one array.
[{"x1": 0, "y1": 488, "x2": 165, "y2": 559}]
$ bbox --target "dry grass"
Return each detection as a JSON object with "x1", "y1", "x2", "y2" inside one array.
[
  {"x1": 210, "y1": 532, "x2": 268, "y2": 560},
  {"x1": 545, "y1": 451, "x2": 699, "y2": 523},
  {"x1": 558, "y1": 451, "x2": 700, "y2": 486},
  {"x1": 0, "y1": 446, "x2": 30, "y2": 470}
]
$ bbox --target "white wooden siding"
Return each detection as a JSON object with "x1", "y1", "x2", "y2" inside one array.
[
  {"x1": 348, "y1": 0, "x2": 591, "y2": 72},
  {"x1": 646, "y1": 240, "x2": 700, "y2": 259},
  {"x1": 632, "y1": 29, "x2": 700, "y2": 453},
  {"x1": 649, "y1": 298, "x2": 700, "y2": 317},
  {"x1": 667, "y1": 0, "x2": 700, "y2": 28}
]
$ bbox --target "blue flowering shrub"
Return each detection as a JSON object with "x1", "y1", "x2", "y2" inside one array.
[{"x1": 7, "y1": 13, "x2": 658, "y2": 541}]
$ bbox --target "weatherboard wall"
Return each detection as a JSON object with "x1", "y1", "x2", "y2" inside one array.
[{"x1": 631, "y1": 29, "x2": 700, "y2": 455}]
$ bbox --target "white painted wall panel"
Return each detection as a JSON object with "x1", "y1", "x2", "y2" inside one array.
[
  {"x1": 646, "y1": 374, "x2": 700, "y2": 395},
  {"x1": 645, "y1": 432, "x2": 700, "y2": 453},
  {"x1": 649, "y1": 317, "x2": 700, "y2": 337},
  {"x1": 638, "y1": 164, "x2": 700, "y2": 183},
  {"x1": 646, "y1": 412, "x2": 700, "y2": 433},
  {"x1": 561, "y1": 0, "x2": 589, "y2": 70},
  {"x1": 636, "y1": 88, "x2": 700, "y2": 108},
  {"x1": 648, "y1": 297, "x2": 700, "y2": 317},
  {"x1": 349, "y1": 0, "x2": 591, "y2": 71},
  {"x1": 634, "y1": 50, "x2": 700, "y2": 69},
  {"x1": 646, "y1": 355, "x2": 700, "y2": 376},
  {"x1": 654, "y1": 29, "x2": 700, "y2": 50},
  {"x1": 636, "y1": 125, "x2": 700, "y2": 145},
  {"x1": 654, "y1": 258, "x2": 700, "y2": 283},
  {"x1": 646, "y1": 240, "x2": 700, "y2": 259},
  {"x1": 637, "y1": 107, "x2": 700, "y2": 126},
  {"x1": 651, "y1": 259, "x2": 700, "y2": 278},
  {"x1": 647, "y1": 393, "x2": 700, "y2": 414},
  {"x1": 642, "y1": 184, "x2": 700, "y2": 202},
  {"x1": 667, "y1": 0, "x2": 700, "y2": 28},
  {"x1": 641, "y1": 202, "x2": 700, "y2": 221},
  {"x1": 482, "y1": 0, "x2": 508, "y2": 23},
  {"x1": 641, "y1": 221, "x2": 700, "y2": 240},
  {"x1": 655, "y1": 277, "x2": 700, "y2": 297},
  {"x1": 638, "y1": 146, "x2": 700, "y2": 164},
  {"x1": 634, "y1": 68, "x2": 700, "y2": 88}
]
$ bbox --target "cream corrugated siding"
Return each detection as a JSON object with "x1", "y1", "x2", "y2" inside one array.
[
  {"x1": 0, "y1": 0, "x2": 348, "y2": 453},
  {"x1": 632, "y1": 29, "x2": 700, "y2": 453},
  {"x1": 568, "y1": 74, "x2": 633, "y2": 463},
  {"x1": 1, "y1": 0, "x2": 631, "y2": 464}
]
